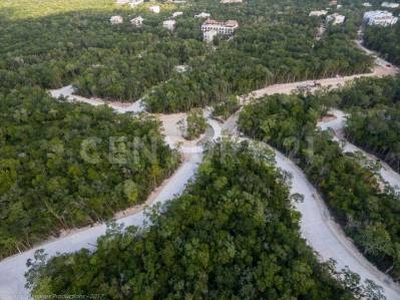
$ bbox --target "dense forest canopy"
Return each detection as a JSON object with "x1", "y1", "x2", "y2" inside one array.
[
  {"x1": 26, "y1": 141, "x2": 380, "y2": 299},
  {"x1": 333, "y1": 76, "x2": 400, "y2": 173},
  {"x1": 0, "y1": 88, "x2": 179, "y2": 259},
  {"x1": 238, "y1": 92, "x2": 400, "y2": 281},
  {"x1": 0, "y1": 0, "x2": 373, "y2": 112},
  {"x1": 364, "y1": 21, "x2": 400, "y2": 65}
]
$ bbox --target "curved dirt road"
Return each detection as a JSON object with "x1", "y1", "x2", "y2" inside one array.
[{"x1": 273, "y1": 148, "x2": 400, "y2": 299}]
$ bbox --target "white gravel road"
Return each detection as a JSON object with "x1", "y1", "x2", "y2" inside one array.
[{"x1": 273, "y1": 148, "x2": 400, "y2": 299}]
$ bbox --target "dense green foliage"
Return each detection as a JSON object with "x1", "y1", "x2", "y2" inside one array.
[
  {"x1": 336, "y1": 76, "x2": 400, "y2": 173},
  {"x1": 26, "y1": 142, "x2": 365, "y2": 299},
  {"x1": 238, "y1": 93, "x2": 400, "y2": 281},
  {"x1": 364, "y1": 24, "x2": 400, "y2": 65},
  {"x1": 0, "y1": 88, "x2": 179, "y2": 259},
  {"x1": 184, "y1": 108, "x2": 207, "y2": 140},
  {"x1": 0, "y1": 0, "x2": 372, "y2": 113}
]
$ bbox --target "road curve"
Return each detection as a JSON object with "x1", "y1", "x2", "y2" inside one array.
[
  {"x1": 272, "y1": 147, "x2": 400, "y2": 300},
  {"x1": 319, "y1": 109, "x2": 400, "y2": 192}
]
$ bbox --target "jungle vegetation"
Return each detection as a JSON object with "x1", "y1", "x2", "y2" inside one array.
[
  {"x1": 238, "y1": 92, "x2": 400, "y2": 281},
  {"x1": 25, "y1": 142, "x2": 383, "y2": 299}
]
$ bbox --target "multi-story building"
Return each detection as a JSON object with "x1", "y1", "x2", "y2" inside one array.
[
  {"x1": 201, "y1": 19, "x2": 239, "y2": 35},
  {"x1": 363, "y1": 10, "x2": 398, "y2": 26}
]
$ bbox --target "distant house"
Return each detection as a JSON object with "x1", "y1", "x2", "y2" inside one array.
[
  {"x1": 110, "y1": 16, "x2": 123, "y2": 24},
  {"x1": 149, "y1": 5, "x2": 160, "y2": 13},
  {"x1": 363, "y1": 2, "x2": 372, "y2": 6},
  {"x1": 364, "y1": 10, "x2": 398, "y2": 26},
  {"x1": 172, "y1": 11, "x2": 183, "y2": 18},
  {"x1": 129, "y1": 0, "x2": 144, "y2": 6},
  {"x1": 130, "y1": 16, "x2": 144, "y2": 27},
  {"x1": 381, "y1": 2, "x2": 400, "y2": 8},
  {"x1": 116, "y1": 0, "x2": 130, "y2": 4},
  {"x1": 326, "y1": 13, "x2": 345, "y2": 24},
  {"x1": 220, "y1": 0, "x2": 242, "y2": 3},
  {"x1": 163, "y1": 20, "x2": 176, "y2": 31},
  {"x1": 203, "y1": 30, "x2": 218, "y2": 43},
  {"x1": 201, "y1": 19, "x2": 239, "y2": 35},
  {"x1": 309, "y1": 10, "x2": 328, "y2": 16},
  {"x1": 195, "y1": 12, "x2": 211, "y2": 18},
  {"x1": 175, "y1": 65, "x2": 189, "y2": 73}
]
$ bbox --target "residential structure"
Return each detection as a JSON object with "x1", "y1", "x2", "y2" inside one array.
[
  {"x1": 381, "y1": 2, "x2": 400, "y2": 8},
  {"x1": 130, "y1": 16, "x2": 144, "y2": 27},
  {"x1": 175, "y1": 65, "x2": 189, "y2": 73},
  {"x1": 309, "y1": 10, "x2": 328, "y2": 16},
  {"x1": 195, "y1": 12, "x2": 211, "y2": 18},
  {"x1": 363, "y1": 2, "x2": 372, "y2": 6},
  {"x1": 363, "y1": 10, "x2": 398, "y2": 26},
  {"x1": 110, "y1": 16, "x2": 123, "y2": 24},
  {"x1": 201, "y1": 19, "x2": 239, "y2": 35},
  {"x1": 203, "y1": 30, "x2": 218, "y2": 43},
  {"x1": 220, "y1": 0, "x2": 242, "y2": 3},
  {"x1": 149, "y1": 5, "x2": 160, "y2": 13},
  {"x1": 129, "y1": 0, "x2": 144, "y2": 6},
  {"x1": 326, "y1": 13, "x2": 345, "y2": 25},
  {"x1": 172, "y1": 11, "x2": 183, "y2": 18},
  {"x1": 163, "y1": 20, "x2": 176, "y2": 31}
]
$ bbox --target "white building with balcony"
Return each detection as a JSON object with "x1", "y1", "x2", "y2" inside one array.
[
  {"x1": 201, "y1": 19, "x2": 239, "y2": 35},
  {"x1": 364, "y1": 10, "x2": 398, "y2": 26}
]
